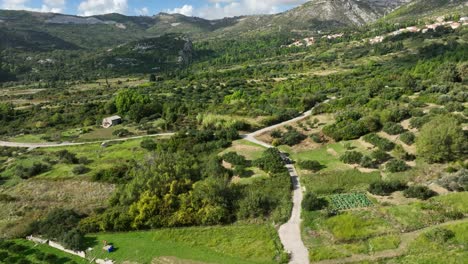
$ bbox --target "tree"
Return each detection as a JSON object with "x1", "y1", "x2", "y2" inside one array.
[
  {"x1": 115, "y1": 89, "x2": 149, "y2": 114},
  {"x1": 416, "y1": 116, "x2": 467, "y2": 163},
  {"x1": 302, "y1": 192, "x2": 328, "y2": 211}
]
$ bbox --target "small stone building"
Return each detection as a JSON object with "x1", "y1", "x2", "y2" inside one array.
[{"x1": 102, "y1": 115, "x2": 122, "y2": 128}]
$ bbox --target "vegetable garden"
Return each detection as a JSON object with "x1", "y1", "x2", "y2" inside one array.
[{"x1": 328, "y1": 193, "x2": 373, "y2": 210}]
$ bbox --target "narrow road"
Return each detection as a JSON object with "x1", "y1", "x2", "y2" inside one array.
[
  {"x1": 242, "y1": 106, "x2": 319, "y2": 264},
  {"x1": 0, "y1": 133, "x2": 175, "y2": 149}
]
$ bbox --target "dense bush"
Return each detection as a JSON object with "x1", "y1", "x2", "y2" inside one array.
[
  {"x1": 140, "y1": 138, "x2": 157, "y2": 151},
  {"x1": 276, "y1": 127, "x2": 306, "y2": 146},
  {"x1": 302, "y1": 192, "x2": 328, "y2": 211},
  {"x1": 56, "y1": 150, "x2": 78, "y2": 164},
  {"x1": 437, "y1": 169, "x2": 468, "y2": 191},
  {"x1": 113, "y1": 129, "x2": 131, "y2": 137},
  {"x1": 386, "y1": 159, "x2": 410, "y2": 173},
  {"x1": 360, "y1": 156, "x2": 377, "y2": 168},
  {"x1": 416, "y1": 115, "x2": 466, "y2": 163},
  {"x1": 371, "y1": 149, "x2": 391, "y2": 164},
  {"x1": 340, "y1": 151, "x2": 363, "y2": 164},
  {"x1": 15, "y1": 162, "x2": 51, "y2": 179},
  {"x1": 72, "y1": 165, "x2": 90, "y2": 175},
  {"x1": 399, "y1": 132, "x2": 415, "y2": 145},
  {"x1": 253, "y1": 148, "x2": 286, "y2": 174},
  {"x1": 222, "y1": 152, "x2": 250, "y2": 167},
  {"x1": 27, "y1": 209, "x2": 84, "y2": 250},
  {"x1": 383, "y1": 122, "x2": 405, "y2": 135},
  {"x1": 298, "y1": 160, "x2": 324, "y2": 172},
  {"x1": 403, "y1": 185, "x2": 437, "y2": 200},
  {"x1": 424, "y1": 228, "x2": 455, "y2": 243},
  {"x1": 368, "y1": 180, "x2": 407, "y2": 196},
  {"x1": 323, "y1": 120, "x2": 369, "y2": 141},
  {"x1": 363, "y1": 133, "x2": 395, "y2": 151},
  {"x1": 92, "y1": 164, "x2": 131, "y2": 183}
]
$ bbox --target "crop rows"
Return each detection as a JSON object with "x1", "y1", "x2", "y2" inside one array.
[{"x1": 328, "y1": 193, "x2": 373, "y2": 210}]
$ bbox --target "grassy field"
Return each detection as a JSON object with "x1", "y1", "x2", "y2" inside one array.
[
  {"x1": 220, "y1": 139, "x2": 266, "y2": 160},
  {"x1": 301, "y1": 191, "x2": 468, "y2": 262},
  {"x1": 86, "y1": 224, "x2": 285, "y2": 264},
  {"x1": 301, "y1": 169, "x2": 381, "y2": 195},
  {"x1": 0, "y1": 239, "x2": 88, "y2": 264}
]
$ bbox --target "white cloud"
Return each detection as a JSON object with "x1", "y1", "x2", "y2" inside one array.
[
  {"x1": 78, "y1": 0, "x2": 128, "y2": 16},
  {"x1": 135, "y1": 6, "x2": 149, "y2": 16},
  {"x1": 1, "y1": 0, "x2": 65, "y2": 13},
  {"x1": 166, "y1": 4, "x2": 194, "y2": 17},
  {"x1": 167, "y1": 0, "x2": 308, "y2": 19}
]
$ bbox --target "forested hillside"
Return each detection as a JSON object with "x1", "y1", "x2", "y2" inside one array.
[{"x1": 0, "y1": 0, "x2": 467, "y2": 263}]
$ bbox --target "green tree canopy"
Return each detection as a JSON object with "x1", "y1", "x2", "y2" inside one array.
[
  {"x1": 416, "y1": 115, "x2": 467, "y2": 163},
  {"x1": 115, "y1": 89, "x2": 150, "y2": 114}
]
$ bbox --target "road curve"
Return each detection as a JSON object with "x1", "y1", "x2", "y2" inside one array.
[{"x1": 0, "y1": 133, "x2": 175, "y2": 149}]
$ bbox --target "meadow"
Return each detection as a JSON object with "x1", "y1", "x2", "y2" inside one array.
[{"x1": 86, "y1": 224, "x2": 285, "y2": 264}]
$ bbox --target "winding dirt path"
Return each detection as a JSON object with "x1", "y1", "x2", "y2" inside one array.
[
  {"x1": 312, "y1": 218, "x2": 468, "y2": 264},
  {"x1": 241, "y1": 102, "x2": 333, "y2": 264}
]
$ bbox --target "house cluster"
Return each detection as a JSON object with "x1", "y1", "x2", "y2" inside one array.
[
  {"x1": 285, "y1": 33, "x2": 344, "y2": 48},
  {"x1": 368, "y1": 16, "x2": 468, "y2": 44}
]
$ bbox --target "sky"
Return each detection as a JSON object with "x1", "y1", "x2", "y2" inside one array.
[{"x1": 0, "y1": 0, "x2": 309, "y2": 19}]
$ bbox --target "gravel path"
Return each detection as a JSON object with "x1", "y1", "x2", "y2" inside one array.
[{"x1": 242, "y1": 106, "x2": 321, "y2": 264}]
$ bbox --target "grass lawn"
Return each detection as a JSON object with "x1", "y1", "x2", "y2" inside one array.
[
  {"x1": 86, "y1": 224, "x2": 285, "y2": 264},
  {"x1": 301, "y1": 170, "x2": 381, "y2": 195}
]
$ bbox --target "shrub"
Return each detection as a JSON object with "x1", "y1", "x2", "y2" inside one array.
[
  {"x1": 416, "y1": 115, "x2": 466, "y2": 163},
  {"x1": 56, "y1": 150, "x2": 79, "y2": 164},
  {"x1": 271, "y1": 130, "x2": 282, "y2": 138},
  {"x1": 360, "y1": 156, "x2": 377, "y2": 168},
  {"x1": 363, "y1": 133, "x2": 395, "y2": 151},
  {"x1": 15, "y1": 162, "x2": 51, "y2": 179},
  {"x1": 222, "y1": 152, "x2": 250, "y2": 167},
  {"x1": 140, "y1": 138, "x2": 157, "y2": 151},
  {"x1": 383, "y1": 122, "x2": 405, "y2": 135},
  {"x1": 27, "y1": 209, "x2": 84, "y2": 250},
  {"x1": 280, "y1": 128, "x2": 306, "y2": 146},
  {"x1": 424, "y1": 228, "x2": 455, "y2": 243},
  {"x1": 310, "y1": 133, "x2": 324, "y2": 143},
  {"x1": 403, "y1": 185, "x2": 437, "y2": 200},
  {"x1": 113, "y1": 129, "x2": 131, "y2": 137},
  {"x1": 72, "y1": 165, "x2": 90, "y2": 175},
  {"x1": 371, "y1": 149, "x2": 391, "y2": 164},
  {"x1": 386, "y1": 159, "x2": 410, "y2": 173},
  {"x1": 302, "y1": 192, "x2": 328, "y2": 211},
  {"x1": 399, "y1": 132, "x2": 415, "y2": 145},
  {"x1": 340, "y1": 151, "x2": 363, "y2": 164},
  {"x1": 323, "y1": 121, "x2": 369, "y2": 141},
  {"x1": 368, "y1": 180, "x2": 407, "y2": 196},
  {"x1": 298, "y1": 160, "x2": 324, "y2": 172},
  {"x1": 92, "y1": 164, "x2": 130, "y2": 183}
]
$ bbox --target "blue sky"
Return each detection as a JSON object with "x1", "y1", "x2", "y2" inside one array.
[{"x1": 0, "y1": 0, "x2": 308, "y2": 19}]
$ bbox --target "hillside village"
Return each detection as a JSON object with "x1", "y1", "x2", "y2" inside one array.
[{"x1": 286, "y1": 16, "x2": 468, "y2": 48}]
